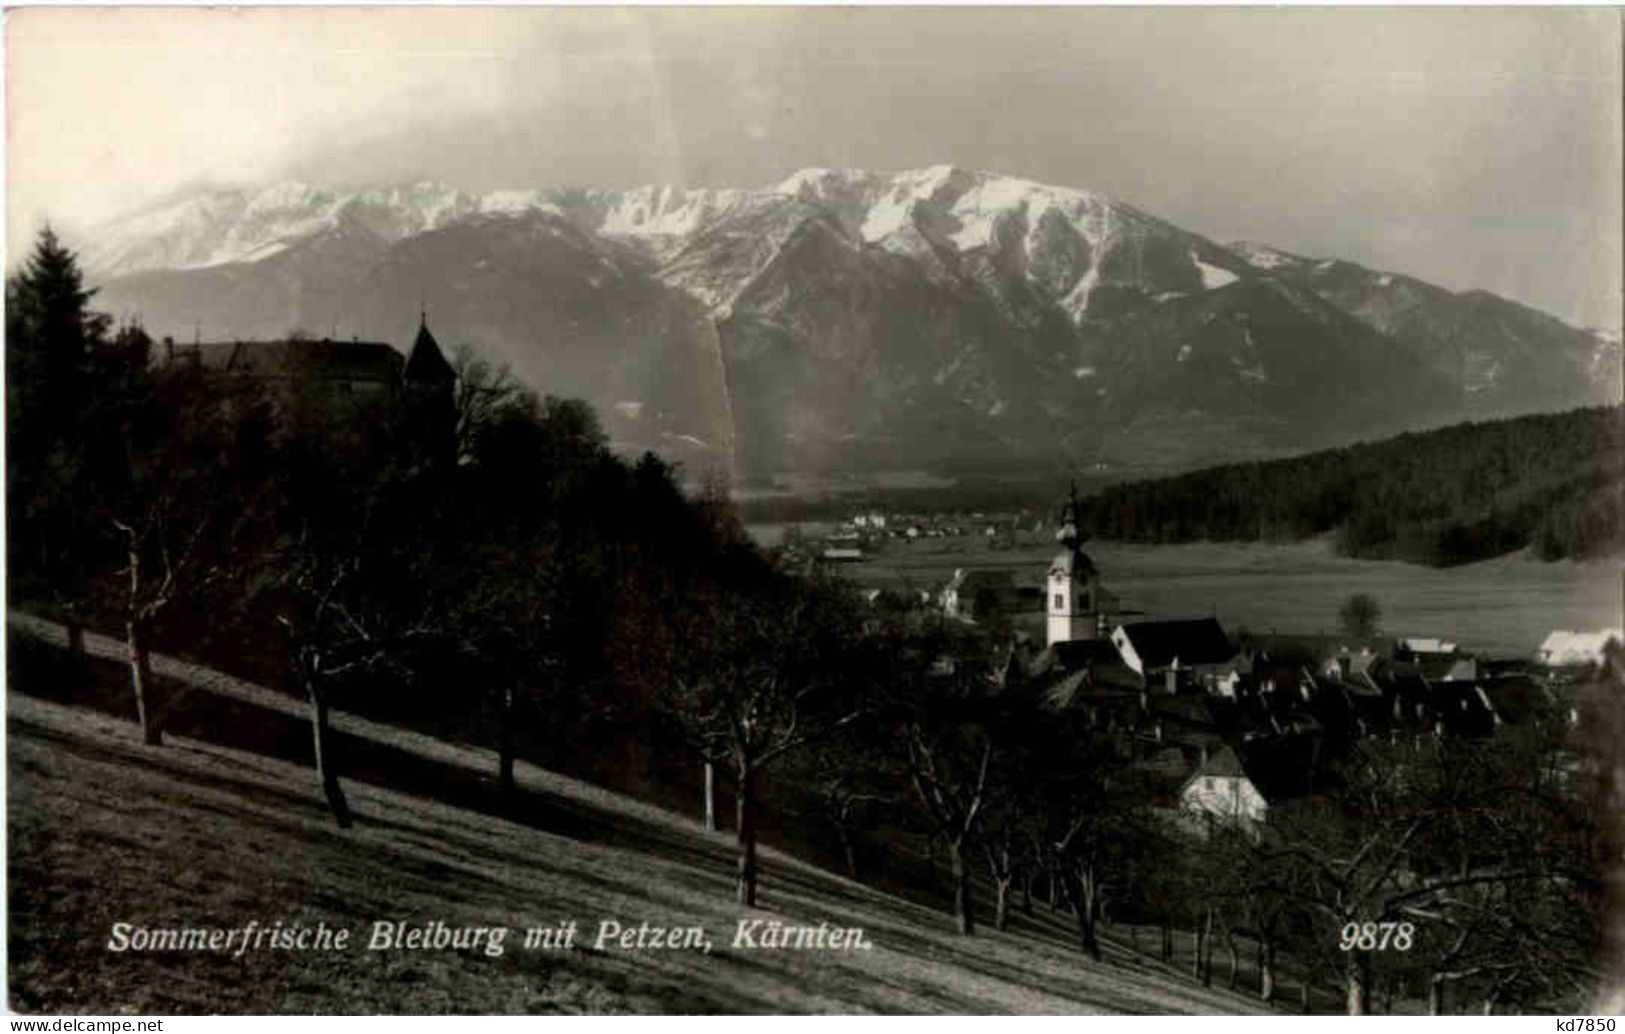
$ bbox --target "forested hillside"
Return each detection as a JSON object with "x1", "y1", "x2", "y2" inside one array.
[{"x1": 1072, "y1": 406, "x2": 1624, "y2": 566}]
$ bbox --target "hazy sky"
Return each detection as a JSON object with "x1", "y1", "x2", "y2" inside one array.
[{"x1": 7, "y1": 6, "x2": 1621, "y2": 327}]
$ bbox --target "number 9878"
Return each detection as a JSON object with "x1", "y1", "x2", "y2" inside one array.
[{"x1": 1339, "y1": 921, "x2": 1415, "y2": 951}]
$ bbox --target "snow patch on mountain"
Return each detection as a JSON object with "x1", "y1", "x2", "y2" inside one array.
[
  {"x1": 584, "y1": 185, "x2": 751, "y2": 242},
  {"x1": 1062, "y1": 266, "x2": 1104, "y2": 321},
  {"x1": 1230, "y1": 355, "x2": 1268, "y2": 383},
  {"x1": 479, "y1": 190, "x2": 562, "y2": 218},
  {"x1": 1230, "y1": 241, "x2": 1299, "y2": 270},
  {"x1": 1191, "y1": 251, "x2": 1238, "y2": 290}
]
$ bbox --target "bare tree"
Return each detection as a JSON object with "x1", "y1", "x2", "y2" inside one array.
[
  {"x1": 275, "y1": 526, "x2": 450, "y2": 828},
  {"x1": 1244, "y1": 728, "x2": 1593, "y2": 1015},
  {"x1": 448, "y1": 343, "x2": 526, "y2": 463},
  {"x1": 102, "y1": 371, "x2": 273, "y2": 745},
  {"x1": 879, "y1": 619, "x2": 1020, "y2": 936},
  {"x1": 902, "y1": 716, "x2": 994, "y2": 935},
  {"x1": 667, "y1": 575, "x2": 866, "y2": 906},
  {"x1": 797, "y1": 730, "x2": 895, "y2": 879}
]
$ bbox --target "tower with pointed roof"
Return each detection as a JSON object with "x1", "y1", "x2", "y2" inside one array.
[
  {"x1": 1047, "y1": 484, "x2": 1107, "y2": 646},
  {"x1": 404, "y1": 310, "x2": 455, "y2": 389}
]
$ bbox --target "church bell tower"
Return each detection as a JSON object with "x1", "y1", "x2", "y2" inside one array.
[{"x1": 1046, "y1": 484, "x2": 1103, "y2": 647}]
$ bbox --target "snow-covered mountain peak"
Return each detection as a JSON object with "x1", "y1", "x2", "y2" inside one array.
[{"x1": 81, "y1": 179, "x2": 510, "y2": 276}]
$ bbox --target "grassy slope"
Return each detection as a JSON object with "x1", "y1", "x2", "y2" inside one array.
[{"x1": 7, "y1": 686, "x2": 1266, "y2": 1015}]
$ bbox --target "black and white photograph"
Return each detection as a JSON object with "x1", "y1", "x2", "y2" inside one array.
[{"x1": 4, "y1": 4, "x2": 1623, "y2": 1018}]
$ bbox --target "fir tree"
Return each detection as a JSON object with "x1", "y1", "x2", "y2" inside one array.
[{"x1": 6, "y1": 227, "x2": 113, "y2": 599}]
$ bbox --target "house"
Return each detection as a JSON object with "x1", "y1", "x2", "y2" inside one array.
[
  {"x1": 1397, "y1": 637, "x2": 1459, "y2": 657},
  {"x1": 820, "y1": 547, "x2": 865, "y2": 564},
  {"x1": 1310, "y1": 672, "x2": 1390, "y2": 740},
  {"x1": 1110, "y1": 618, "x2": 1235, "y2": 692},
  {"x1": 1436, "y1": 656, "x2": 1480, "y2": 682},
  {"x1": 1472, "y1": 675, "x2": 1560, "y2": 729},
  {"x1": 1537, "y1": 629, "x2": 1624, "y2": 669},
  {"x1": 941, "y1": 567, "x2": 1016, "y2": 623},
  {"x1": 1124, "y1": 746, "x2": 1201, "y2": 818}
]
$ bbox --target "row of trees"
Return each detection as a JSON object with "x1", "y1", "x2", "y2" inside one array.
[{"x1": 1070, "y1": 406, "x2": 1625, "y2": 565}]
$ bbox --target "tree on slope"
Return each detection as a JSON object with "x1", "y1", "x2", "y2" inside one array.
[
  {"x1": 883, "y1": 622, "x2": 1012, "y2": 936},
  {"x1": 6, "y1": 227, "x2": 113, "y2": 610},
  {"x1": 666, "y1": 573, "x2": 867, "y2": 906}
]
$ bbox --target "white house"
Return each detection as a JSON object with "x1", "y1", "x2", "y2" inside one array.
[
  {"x1": 1179, "y1": 747, "x2": 1269, "y2": 827},
  {"x1": 1538, "y1": 629, "x2": 1624, "y2": 668},
  {"x1": 1399, "y1": 637, "x2": 1458, "y2": 656}
]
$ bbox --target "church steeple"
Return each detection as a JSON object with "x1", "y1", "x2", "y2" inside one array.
[{"x1": 1047, "y1": 482, "x2": 1104, "y2": 646}]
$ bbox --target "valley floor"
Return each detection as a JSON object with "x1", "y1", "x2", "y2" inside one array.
[{"x1": 837, "y1": 535, "x2": 1624, "y2": 656}]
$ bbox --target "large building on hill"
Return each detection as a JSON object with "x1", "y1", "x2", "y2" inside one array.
[
  {"x1": 162, "y1": 315, "x2": 456, "y2": 415},
  {"x1": 162, "y1": 335, "x2": 405, "y2": 401}
]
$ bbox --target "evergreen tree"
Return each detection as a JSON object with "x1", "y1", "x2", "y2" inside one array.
[
  {"x1": 6, "y1": 226, "x2": 113, "y2": 600},
  {"x1": 6, "y1": 227, "x2": 108, "y2": 436}
]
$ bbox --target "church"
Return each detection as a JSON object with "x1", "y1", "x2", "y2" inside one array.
[
  {"x1": 1044, "y1": 493, "x2": 1125, "y2": 647},
  {"x1": 1039, "y1": 490, "x2": 1234, "y2": 694}
]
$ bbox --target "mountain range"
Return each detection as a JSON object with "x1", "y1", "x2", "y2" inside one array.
[{"x1": 80, "y1": 167, "x2": 1622, "y2": 481}]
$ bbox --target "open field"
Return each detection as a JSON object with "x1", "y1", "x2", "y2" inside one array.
[
  {"x1": 6, "y1": 644, "x2": 1274, "y2": 1014},
  {"x1": 827, "y1": 535, "x2": 1622, "y2": 656}
]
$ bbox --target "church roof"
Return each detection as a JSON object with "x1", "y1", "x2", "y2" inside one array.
[
  {"x1": 1116, "y1": 618, "x2": 1234, "y2": 670},
  {"x1": 405, "y1": 319, "x2": 455, "y2": 384}
]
